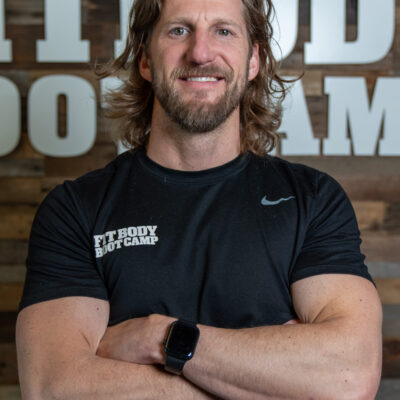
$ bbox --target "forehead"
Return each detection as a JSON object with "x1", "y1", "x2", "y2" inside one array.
[{"x1": 158, "y1": 0, "x2": 246, "y2": 26}]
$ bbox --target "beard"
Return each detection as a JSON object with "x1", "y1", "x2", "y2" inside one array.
[{"x1": 151, "y1": 63, "x2": 249, "y2": 133}]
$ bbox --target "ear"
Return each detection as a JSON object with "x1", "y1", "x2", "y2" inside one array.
[
  {"x1": 248, "y1": 43, "x2": 260, "y2": 82},
  {"x1": 139, "y1": 47, "x2": 152, "y2": 82}
]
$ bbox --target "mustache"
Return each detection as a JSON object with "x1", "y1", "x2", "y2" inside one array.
[{"x1": 170, "y1": 65, "x2": 234, "y2": 83}]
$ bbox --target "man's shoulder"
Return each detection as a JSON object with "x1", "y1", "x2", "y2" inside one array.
[
  {"x1": 73, "y1": 149, "x2": 135, "y2": 186},
  {"x1": 249, "y1": 152, "x2": 326, "y2": 198},
  {"x1": 39, "y1": 150, "x2": 138, "y2": 223}
]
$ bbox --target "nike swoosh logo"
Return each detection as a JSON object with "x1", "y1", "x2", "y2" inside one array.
[{"x1": 261, "y1": 196, "x2": 295, "y2": 206}]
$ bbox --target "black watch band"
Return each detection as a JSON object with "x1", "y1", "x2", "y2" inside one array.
[{"x1": 164, "y1": 354, "x2": 186, "y2": 375}]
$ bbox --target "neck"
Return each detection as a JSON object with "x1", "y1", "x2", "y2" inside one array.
[{"x1": 146, "y1": 102, "x2": 241, "y2": 171}]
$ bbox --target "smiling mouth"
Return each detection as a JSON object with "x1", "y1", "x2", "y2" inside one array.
[{"x1": 180, "y1": 76, "x2": 224, "y2": 82}]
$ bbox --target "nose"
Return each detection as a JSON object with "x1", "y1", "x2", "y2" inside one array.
[{"x1": 186, "y1": 30, "x2": 215, "y2": 65}]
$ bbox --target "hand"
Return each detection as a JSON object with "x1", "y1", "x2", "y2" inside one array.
[
  {"x1": 96, "y1": 314, "x2": 301, "y2": 365},
  {"x1": 283, "y1": 318, "x2": 302, "y2": 325},
  {"x1": 96, "y1": 313, "x2": 175, "y2": 365}
]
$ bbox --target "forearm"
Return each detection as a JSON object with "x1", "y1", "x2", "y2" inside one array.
[
  {"x1": 183, "y1": 320, "x2": 381, "y2": 400},
  {"x1": 43, "y1": 353, "x2": 219, "y2": 400}
]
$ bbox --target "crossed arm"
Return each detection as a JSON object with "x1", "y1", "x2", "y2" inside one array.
[{"x1": 16, "y1": 273, "x2": 382, "y2": 400}]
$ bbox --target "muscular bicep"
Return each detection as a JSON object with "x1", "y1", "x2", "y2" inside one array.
[
  {"x1": 290, "y1": 274, "x2": 383, "y2": 397},
  {"x1": 290, "y1": 273, "x2": 382, "y2": 326},
  {"x1": 16, "y1": 297, "x2": 109, "y2": 398}
]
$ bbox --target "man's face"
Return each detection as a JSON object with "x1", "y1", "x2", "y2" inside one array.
[{"x1": 140, "y1": 0, "x2": 260, "y2": 133}]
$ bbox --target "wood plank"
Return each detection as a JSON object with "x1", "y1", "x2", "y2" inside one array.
[
  {"x1": 361, "y1": 234, "x2": 400, "y2": 263},
  {"x1": 7, "y1": 135, "x2": 43, "y2": 160},
  {"x1": 0, "y1": 159, "x2": 44, "y2": 178},
  {"x1": 0, "y1": 313, "x2": 17, "y2": 342},
  {"x1": 44, "y1": 143, "x2": 116, "y2": 177},
  {"x1": 306, "y1": 95, "x2": 328, "y2": 138},
  {"x1": 0, "y1": 343, "x2": 18, "y2": 385},
  {"x1": 83, "y1": 22, "x2": 117, "y2": 63},
  {"x1": 383, "y1": 305, "x2": 400, "y2": 338},
  {"x1": 384, "y1": 202, "x2": 400, "y2": 233},
  {"x1": 368, "y1": 263, "x2": 400, "y2": 279},
  {"x1": 0, "y1": 206, "x2": 36, "y2": 240},
  {"x1": 0, "y1": 241, "x2": 28, "y2": 265},
  {"x1": 383, "y1": 337, "x2": 400, "y2": 378},
  {"x1": 353, "y1": 201, "x2": 388, "y2": 231},
  {"x1": 340, "y1": 175, "x2": 400, "y2": 202},
  {"x1": 353, "y1": 202, "x2": 400, "y2": 233},
  {"x1": 301, "y1": 71, "x2": 323, "y2": 96},
  {"x1": 3, "y1": 25, "x2": 43, "y2": 67},
  {"x1": 284, "y1": 157, "x2": 400, "y2": 177},
  {"x1": 375, "y1": 279, "x2": 400, "y2": 305},
  {"x1": 0, "y1": 385, "x2": 21, "y2": 400},
  {"x1": 4, "y1": 0, "x2": 43, "y2": 26},
  {"x1": 0, "y1": 178, "x2": 42, "y2": 205},
  {"x1": 0, "y1": 266, "x2": 25, "y2": 284},
  {"x1": 285, "y1": 156, "x2": 400, "y2": 176},
  {"x1": 0, "y1": 284, "x2": 23, "y2": 312}
]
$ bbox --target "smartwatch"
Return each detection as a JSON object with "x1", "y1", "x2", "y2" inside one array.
[{"x1": 163, "y1": 319, "x2": 200, "y2": 375}]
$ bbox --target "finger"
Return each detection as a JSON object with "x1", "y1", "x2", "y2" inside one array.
[{"x1": 283, "y1": 318, "x2": 301, "y2": 325}]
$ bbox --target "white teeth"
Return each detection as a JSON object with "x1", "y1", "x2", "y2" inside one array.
[{"x1": 186, "y1": 77, "x2": 218, "y2": 82}]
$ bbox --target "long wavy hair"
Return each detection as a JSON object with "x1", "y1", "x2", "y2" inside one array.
[{"x1": 97, "y1": 0, "x2": 290, "y2": 156}]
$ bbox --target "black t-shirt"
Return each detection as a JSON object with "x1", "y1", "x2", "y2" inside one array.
[{"x1": 19, "y1": 149, "x2": 374, "y2": 328}]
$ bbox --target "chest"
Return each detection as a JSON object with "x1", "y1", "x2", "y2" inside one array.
[{"x1": 94, "y1": 178, "x2": 302, "y2": 327}]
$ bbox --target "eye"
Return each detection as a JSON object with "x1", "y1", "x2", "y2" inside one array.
[
  {"x1": 170, "y1": 27, "x2": 188, "y2": 36},
  {"x1": 217, "y1": 29, "x2": 231, "y2": 37}
]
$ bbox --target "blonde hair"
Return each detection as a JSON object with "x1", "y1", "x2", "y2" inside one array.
[{"x1": 97, "y1": 0, "x2": 290, "y2": 156}]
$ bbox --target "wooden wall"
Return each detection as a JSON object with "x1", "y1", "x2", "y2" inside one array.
[{"x1": 0, "y1": 0, "x2": 399, "y2": 398}]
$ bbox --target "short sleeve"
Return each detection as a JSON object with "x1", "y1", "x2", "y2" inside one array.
[
  {"x1": 290, "y1": 172, "x2": 375, "y2": 286},
  {"x1": 18, "y1": 183, "x2": 109, "y2": 312}
]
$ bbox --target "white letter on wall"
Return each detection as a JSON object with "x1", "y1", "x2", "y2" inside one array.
[
  {"x1": 324, "y1": 77, "x2": 400, "y2": 156},
  {"x1": 379, "y1": 79, "x2": 400, "y2": 155},
  {"x1": 115, "y1": 0, "x2": 134, "y2": 58},
  {"x1": 37, "y1": 0, "x2": 89, "y2": 62},
  {"x1": 305, "y1": 0, "x2": 395, "y2": 64},
  {"x1": 28, "y1": 75, "x2": 96, "y2": 157},
  {"x1": 271, "y1": 0, "x2": 298, "y2": 62},
  {"x1": 278, "y1": 78, "x2": 319, "y2": 156},
  {"x1": 0, "y1": 77, "x2": 20, "y2": 156},
  {"x1": 0, "y1": 0, "x2": 11, "y2": 62}
]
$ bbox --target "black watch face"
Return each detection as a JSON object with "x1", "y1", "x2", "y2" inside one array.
[{"x1": 166, "y1": 322, "x2": 199, "y2": 358}]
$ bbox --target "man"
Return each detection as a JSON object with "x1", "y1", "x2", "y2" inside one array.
[{"x1": 16, "y1": 0, "x2": 382, "y2": 399}]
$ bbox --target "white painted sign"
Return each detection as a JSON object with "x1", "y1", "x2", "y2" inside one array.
[
  {"x1": 0, "y1": 77, "x2": 20, "y2": 156},
  {"x1": 305, "y1": 0, "x2": 395, "y2": 64},
  {"x1": 28, "y1": 75, "x2": 96, "y2": 156},
  {"x1": 271, "y1": 0, "x2": 298, "y2": 62},
  {"x1": 324, "y1": 77, "x2": 400, "y2": 156},
  {"x1": 0, "y1": 0, "x2": 399, "y2": 158},
  {"x1": 0, "y1": 0, "x2": 11, "y2": 62},
  {"x1": 37, "y1": 0, "x2": 90, "y2": 62},
  {"x1": 115, "y1": 0, "x2": 135, "y2": 58},
  {"x1": 278, "y1": 78, "x2": 319, "y2": 156},
  {"x1": 0, "y1": 0, "x2": 394, "y2": 65}
]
